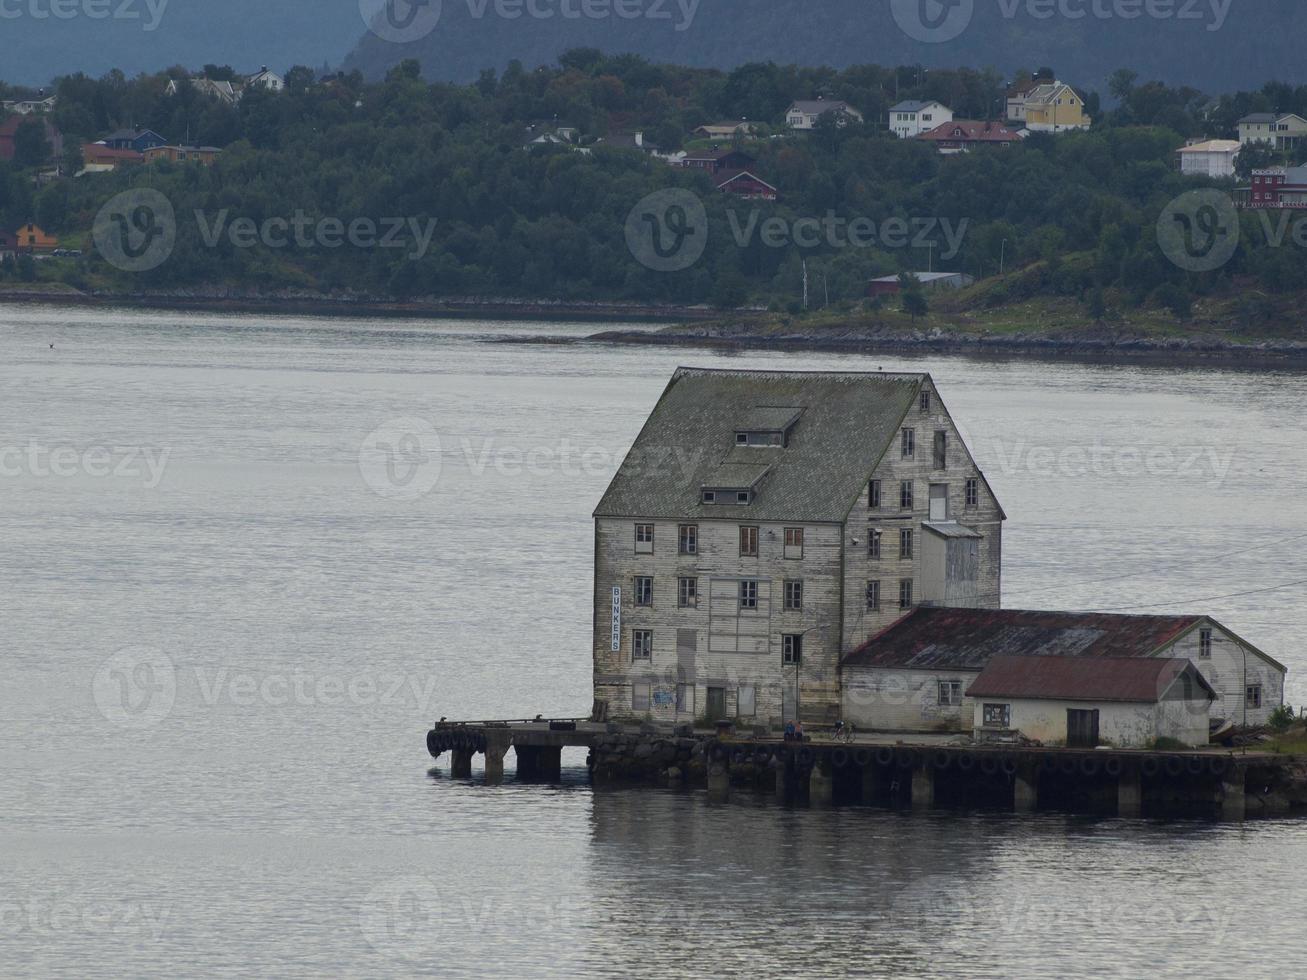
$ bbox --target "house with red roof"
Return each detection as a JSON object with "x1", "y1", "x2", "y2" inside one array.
[
  {"x1": 714, "y1": 169, "x2": 778, "y2": 201},
  {"x1": 918, "y1": 119, "x2": 1021, "y2": 154}
]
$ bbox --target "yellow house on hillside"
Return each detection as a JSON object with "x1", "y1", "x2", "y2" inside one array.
[{"x1": 1022, "y1": 82, "x2": 1091, "y2": 133}]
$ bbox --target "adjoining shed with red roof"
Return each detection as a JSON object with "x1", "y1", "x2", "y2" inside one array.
[
  {"x1": 840, "y1": 607, "x2": 1284, "y2": 737},
  {"x1": 966, "y1": 655, "x2": 1216, "y2": 747}
]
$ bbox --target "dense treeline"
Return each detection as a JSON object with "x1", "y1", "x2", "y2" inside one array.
[{"x1": 3, "y1": 54, "x2": 1307, "y2": 316}]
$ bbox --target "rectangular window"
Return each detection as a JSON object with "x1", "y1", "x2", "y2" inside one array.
[
  {"x1": 782, "y1": 633, "x2": 803, "y2": 666},
  {"x1": 868, "y1": 480, "x2": 881, "y2": 509},
  {"x1": 982, "y1": 703, "x2": 1011, "y2": 728},
  {"x1": 634, "y1": 576, "x2": 652, "y2": 606},
  {"x1": 901, "y1": 428, "x2": 915, "y2": 458},
  {"x1": 739, "y1": 526, "x2": 759, "y2": 557},
  {"x1": 1246, "y1": 685, "x2": 1263, "y2": 709},
  {"x1": 900, "y1": 481, "x2": 914, "y2": 511},
  {"x1": 701, "y1": 491, "x2": 716, "y2": 504},
  {"x1": 784, "y1": 527, "x2": 804, "y2": 559},
  {"x1": 737, "y1": 685, "x2": 756, "y2": 717},
  {"x1": 868, "y1": 528, "x2": 882, "y2": 559},
  {"x1": 899, "y1": 579, "x2": 914, "y2": 609},
  {"x1": 676, "y1": 683, "x2": 694, "y2": 714},
  {"x1": 783, "y1": 579, "x2": 803, "y2": 611},
  {"x1": 632, "y1": 629, "x2": 652, "y2": 660},
  {"x1": 739, "y1": 580, "x2": 758, "y2": 610},
  {"x1": 938, "y1": 680, "x2": 962, "y2": 707},
  {"x1": 933, "y1": 430, "x2": 947, "y2": 470},
  {"x1": 678, "y1": 524, "x2": 698, "y2": 555},
  {"x1": 965, "y1": 478, "x2": 979, "y2": 509},
  {"x1": 677, "y1": 577, "x2": 698, "y2": 608},
  {"x1": 866, "y1": 580, "x2": 880, "y2": 611},
  {"x1": 1199, "y1": 628, "x2": 1213, "y2": 659},
  {"x1": 632, "y1": 682, "x2": 651, "y2": 711},
  {"x1": 736, "y1": 491, "x2": 750, "y2": 505},
  {"x1": 899, "y1": 528, "x2": 914, "y2": 560},
  {"x1": 635, "y1": 523, "x2": 654, "y2": 554},
  {"x1": 920, "y1": 390, "x2": 931, "y2": 412}
]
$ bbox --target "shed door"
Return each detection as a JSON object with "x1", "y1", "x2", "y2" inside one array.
[{"x1": 1067, "y1": 709, "x2": 1100, "y2": 749}]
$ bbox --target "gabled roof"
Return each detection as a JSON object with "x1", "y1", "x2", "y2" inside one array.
[
  {"x1": 890, "y1": 100, "x2": 946, "y2": 113},
  {"x1": 1178, "y1": 139, "x2": 1241, "y2": 153},
  {"x1": 714, "y1": 169, "x2": 778, "y2": 192},
  {"x1": 789, "y1": 100, "x2": 857, "y2": 115},
  {"x1": 966, "y1": 655, "x2": 1216, "y2": 703},
  {"x1": 843, "y1": 608, "x2": 1205, "y2": 671},
  {"x1": 593, "y1": 368, "x2": 924, "y2": 522},
  {"x1": 919, "y1": 120, "x2": 1020, "y2": 143},
  {"x1": 1024, "y1": 82, "x2": 1079, "y2": 106},
  {"x1": 1239, "y1": 112, "x2": 1307, "y2": 125}
]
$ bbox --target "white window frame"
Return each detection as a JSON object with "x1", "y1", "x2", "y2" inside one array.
[{"x1": 635, "y1": 523, "x2": 654, "y2": 554}]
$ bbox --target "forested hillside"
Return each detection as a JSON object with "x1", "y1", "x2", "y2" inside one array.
[{"x1": 3, "y1": 55, "x2": 1306, "y2": 335}]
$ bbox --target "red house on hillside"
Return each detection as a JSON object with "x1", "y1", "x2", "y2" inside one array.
[
  {"x1": 0, "y1": 115, "x2": 63, "y2": 163},
  {"x1": 714, "y1": 169, "x2": 778, "y2": 201},
  {"x1": 918, "y1": 119, "x2": 1020, "y2": 154},
  {"x1": 1245, "y1": 166, "x2": 1307, "y2": 209}
]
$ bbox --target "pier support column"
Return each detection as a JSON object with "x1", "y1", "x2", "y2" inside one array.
[
  {"x1": 1221, "y1": 771, "x2": 1246, "y2": 822},
  {"x1": 538, "y1": 746, "x2": 562, "y2": 784},
  {"x1": 809, "y1": 762, "x2": 834, "y2": 809},
  {"x1": 911, "y1": 763, "x2": 934, "y2": 811},
  {"x1": 1014, "y1": 763, "x2": 1039, "y2": 814},
  {"x1": 707, "y1": 762, "x2": 730, "y2": 801},
  {"x1": 861, "y1": 764, "x2": 879, "y2": 806},
  {"x1": 484, "y1": 734, "x2": 509, "y2": 786},
  {"x1": 1117, "y1": 768, "x2": 1142, "y2": 819},
  {"x1": 451, "y1": 749, "x2": 473, "y2": 780},
  {"x1": 514, "y1": 746, "x2": 539, "y2": 781},
  {"x1": 774, "y1": 761, "x2": 789, "y2": 803}
]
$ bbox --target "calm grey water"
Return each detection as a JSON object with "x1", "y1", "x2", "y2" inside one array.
[{"x1": 2, "y1": 303, "x2": 1305, "y2": 978}]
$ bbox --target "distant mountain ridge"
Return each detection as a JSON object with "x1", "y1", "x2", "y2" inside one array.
[
  {"x1": 344, "y1": 0, "x2": 1307, "y2": 96},
  {"x1": 2, "y1": 0, "x2": 368, "y2": 86}
]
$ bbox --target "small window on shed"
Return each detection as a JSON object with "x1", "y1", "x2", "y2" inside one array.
[
  {"x1": 1246, "y1": 685, "x2": 1263, "y2": 709},
  {"x1": 737, "y1": 686, "x2": 756, "y2": 718},
  {"x1": 938, "y1": 680, "x2": 962, "y2": 706},
  {"x1": 1199, "y1": 628, "x2": 1213, "y2": 659},
  {"x1": 702, "y1": 490, "x2": 716, "y2": 504},
  {"x1": 920, "y1": 390, "x2": 931, "y2": 413}
]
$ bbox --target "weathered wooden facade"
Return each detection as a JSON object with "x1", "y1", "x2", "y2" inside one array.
[{"x1": 591, "y1": 368, "x2": 1005, "y2": 726}]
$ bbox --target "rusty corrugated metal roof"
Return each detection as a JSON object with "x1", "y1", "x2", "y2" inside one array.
[
  {"x1": 843, "y1": 607, "x2": 1203, "y2": 671},
  {"x1": 965, "y1": 655, "x2": 1216, "y2": 703}
]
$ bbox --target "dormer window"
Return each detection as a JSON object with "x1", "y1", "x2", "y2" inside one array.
[
  {"x1": 734, "y1": 430, "x2": 784, "y2": 447},
  {"x1": 736, "y1": 491, "x2": 751, "y2": 504},
  {"x1": 702, "y1": 490, "x2": 716, "y2": 504}
]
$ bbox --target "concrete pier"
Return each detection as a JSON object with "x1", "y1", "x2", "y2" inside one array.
[
  {"x1": 425, "y1": 720, "x2": 1286, "y2": 821},
  {"x1": 1118, "y1": 768, "x2": 1142, "y2": 818},
  {"x1": 1014, "y1": 764, "x2": 1039, "y2": 813},
  {"x1": 911, "y1": 763, "x2": 934, "y2": 811},
  {"x1": 809, "y1": 763, "x2": 834, "y2": 808},
  {"x1": 451, "y1": 749, "x2": 473, "y2": 780}
]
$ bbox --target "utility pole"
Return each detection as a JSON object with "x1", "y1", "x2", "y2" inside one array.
[
  {"x1": 802, "y1": 258, "x2": 809, "y2": 310},
  {"x1": 1000, "y1": 239, "x2": 1007, "y2": 277}
]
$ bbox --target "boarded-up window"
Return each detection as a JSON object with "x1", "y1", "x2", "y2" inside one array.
[
  {"x1": 784, "y1": 527, "x2": 804, "y2": 559},
  {"x1": 737, "y1": 686, "x2": 756, "y2": 717},
  {"x1": 676, "y1": 683, "x2": 694, "y2": 713},
  {"x1": 933, "y1": 430, "x2": 947, "y2": 469},
  {"x1": 632, "y1": 682, "x2": 651, "y2": 711}
]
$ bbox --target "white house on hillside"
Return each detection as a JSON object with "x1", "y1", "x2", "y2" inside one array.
[
  {"x1": 889, "y1": 100, "x2": 953, "y2": 139},
  {"x1": 1178, "y1": 139, "x2": 1241, "y2": 178},
  {"x1": 785, "y1": 100, "x2": 864, "y2": 131}
]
